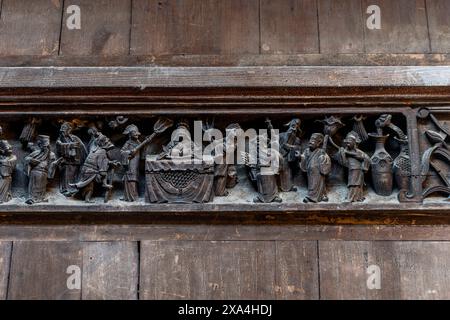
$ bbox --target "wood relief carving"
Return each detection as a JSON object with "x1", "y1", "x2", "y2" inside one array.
[{"x1": 0, "y1": 109, "x2": 446, "y2": 211}]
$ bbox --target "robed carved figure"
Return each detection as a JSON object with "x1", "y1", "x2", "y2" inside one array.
[
  {"x1": 300, "y1": 133, "x2": 331, "y2": 203},
  {"x1": 336, "y1": 131, "x2": 370, "y2": 202},
  {"x1": 0, "y1": 139, "x2": 17, "y2": 203},
  {"x1": 120, "y1": 124, "x2": 142, "y2": 202},
  {"x1": 56, "y1": 122, "x2": 87, "y2": 196},
  {"x1": 24, "y1": 135, "x2": 56, "y2": 204},
  {"x1": 69, "y1": 133, "x2": 115, "y2": 203}
]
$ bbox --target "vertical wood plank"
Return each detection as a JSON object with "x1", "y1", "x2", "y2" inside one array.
[
  {"x1": 139, "y1": 241, "x2": 276, "y2": 299},
  {"x1": 426, "y1": 0, "x2": 450, "y2": 52},
  {"x1": 318, "y1": 0, "x2": 364, "y2": 53},
  {"x1": 81, "y1": 241, "x2": 139, "y2": 300},
  {"x1": 130, "y1": 0, "x2": 260, "y2": 55},
  {"x1": 0, "y1": 0, "x2": 63, "y2": 55},
  {"x1": 60, "y1": 0, "x2": 131, "y2": 56},
  {"x1": 260, "y1": 0, "x2": 319, "y2": 54},
  {"x1": 0, "y1": 242, "x2": 12, "y2": 300},
  {"x1": 362, "y1": 0, "x2": 429, "y2": 53},
  {"x1": 319, "y1": 241, "x2": 450, "y2": 299},
  {"x1": 275, "y1": 241, "x2": 319, "y2": 299},
  {"x1": 8, "y1": 242, "x2": 82, "y2": 300}
]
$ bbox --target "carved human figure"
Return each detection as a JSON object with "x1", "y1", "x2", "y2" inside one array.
[
  {"x1": 212, "y1": 123, "x2": 240, "y2": 196},
  {"x1": 0, "y1": 139, "x2": 17, "y2": 203},
  {"x1": 300, "y1": 133, "x2": 331, "y2": 203},
  {"x1": 336, "y1": 131, "x2": 370, "y2": 202},
  {"x1": 276, "y1": 118, "x2": 302, "y2": 192},
  {"x1": 56, "y1": 122, "x2": 87, "y2": 196},
  {"x1": 69, "y1": 134, "x2": 115, "y2": 203},
  {"x1": 120, "y1": 124, "x2": 141, "y2": 202},
  {"x1": 24, "y1": 135, "x2": 56, "y2": 204}
]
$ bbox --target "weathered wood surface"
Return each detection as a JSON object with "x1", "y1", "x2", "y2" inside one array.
[
  {"x1": 140, "y1": 240, "x2": 280, "y2": 299},
  {"x1": 0, "y1": 242, "x2": 12, "y2": 299},
  {"x1": 82, "y1": 242, "x2": 139, "y2": 300},
  {"x1": 426, "y1": 0, "x2": 450, "y2": 52},
  {"x1": 319, "y1": 241, "x2": 450, "y2": 299},
  {"x1": 3, "y1": 225, "x2": 450, "y2": 241},
  {"x1": 130, "y1": 0, "x2": 259, "y2": 55},
  {"x1": 0, "y1": 66, "x2": 449, "y2": 88},
  {"x1": 275, "y1": 241, "x2": 319, "y2": 299},
  {"x1": 60, "y1": 0, "x2": 131, "y2": 56},
  {"x1": 260, "y1": 0, "x2": 319, "y2": 54},
  {"x1": 362, "y1": 0, "x2": 429, "y2": 53},
  {"x1": 8, "y1": 242, "x2": 83, "y2": 300},
  {"x1": 318, "y1": 0, "x2": 364, "y2": 53},
  {"x1": 0, "y1": 0, "x2": 63, "y2": 56},
  {"x1": 2, "y1": 53, "x2": 450, "y2": 67}
]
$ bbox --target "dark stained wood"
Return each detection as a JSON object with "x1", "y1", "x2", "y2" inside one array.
[
  {"x1": 2, "y1": 53, "x2": 450, "y2": 67},
  {"x1": 319, "y1": 241, "x2": 450, "y2": 299},
  {"x1": 60, "y1": 0, "x2": 131, "y2": 56},
  {"x1": 0, "y1": 242, "x2": 11, "y2": 299},
  {"x1": 426, "y1": 0, "x2": 450, "y2": 53},
  {"x1": 362, "y1": 0, "x2": 429, "y2": 53},
  {"x1": 318, "y1": 0, "x2": 364, "y2": 53},
  {"x1": 0, "y1": 0, "x2": 63, "y2": 55},
  {"x1": 4, "y1": 225, "x2": 450, "y2": 241},
  {"x1": 82, "y1": 242, "x2": 139, "y2": 300},
  {"x1": 130, "y1": 0, "x2": 259, "y2": 55},
  {"x1": 0, "y1": 66, "x2": 450, "y2": 89},
  {"x1": 139, "y1": 241, "x2": 276, "y2": 299},
  {"x1": 260, "y1": 0, "x2": 319, "y2": 54},
  {"x1": 8, "y1": 242, "x2": 82, "y2": 299},
  {"x1": 275, "y1": 241, "x2": 319, "y2": 299}
]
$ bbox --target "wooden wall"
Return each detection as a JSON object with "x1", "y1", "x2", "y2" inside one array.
[
  {"x1": 0, "y1": 0, "x2": 450, "y2": 66},
  {"x1": 1, "y1": 0, "x2": 450, "y2": 299}
]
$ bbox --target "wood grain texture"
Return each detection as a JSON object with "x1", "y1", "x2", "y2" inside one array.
[
  {"x1": 4, "y1": 225, "x2": 450, "y2": 241},
  {"x1": 319, "y1": 241, "x2": 450, "y2": 299},
  {"x1": 0, "y1": 66, "x2": 449, "y2": 88},
  {"x1": 318, "y1": 0, "x2": 364, "y2": 53},
  {"x1": 60, "y1": 0, "x2": 131, "y2": 56},
  {"x1": 275, "y1": 241, "x2": 319, "y2": 299},
  {"x1": 0, "y1": 0, "x2": 63, "y2": 55},
  {"x1": 0, "y1": 242, "x2": 11, "y2": 299},
  {"x1": 362, "y1": 0, "x2": 429, "y2": 53},
  {"x1": 130, "y1": 0, "x2": 259, "y2": 55},
  {"x1": 140, "y1": 241, "x2": 276, "y2": 299},
  {"x1": 7, "y1": 242, "x2": 82, "y2": 300},
  {"x1": 260, "y1": 0, "x2": 319, "y2": 54},
  {"x1": 82, "y1": 242, "x2": 138, "y2": 300},
  {"x1": 426, "y1": 0, "x2": 450, "y2": 52}
]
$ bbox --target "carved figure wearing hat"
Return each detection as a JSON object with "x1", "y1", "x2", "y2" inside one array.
[
  {"x1": 120, "y1": 124, "x2": 142, "y2": 201},
  {"x1": 336, "y1": 131, "x2": 370, "y2": 202},
  {"x1": 300, "y1": 133, "x2": 331, "y2": 203},
  {"x1": 69, "y1": 134, "x2": 115, "y2": 203}
]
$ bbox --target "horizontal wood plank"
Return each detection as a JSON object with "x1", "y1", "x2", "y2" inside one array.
[
  {"x1": 0, "y1": 66, "x2": 449, "y2": 89},
  {"x1": 3, "y1": 225, "x2": 450, "y2": 241}
]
